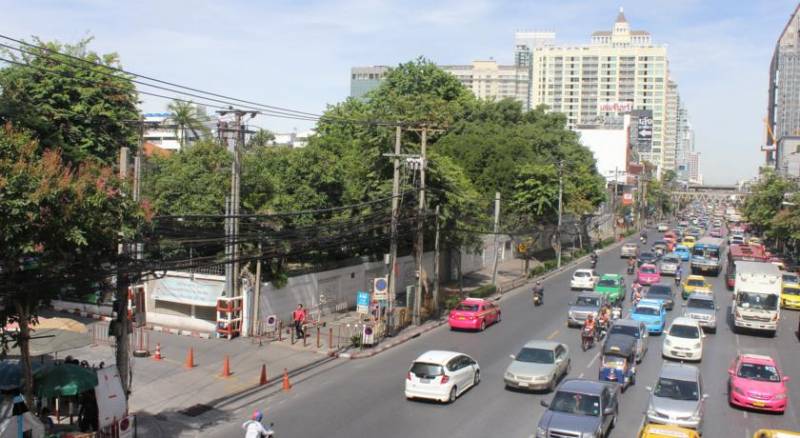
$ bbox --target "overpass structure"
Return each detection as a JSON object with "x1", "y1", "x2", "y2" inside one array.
[{"x1": 670, "y1": 185, "x2": 743, "y2": 204}]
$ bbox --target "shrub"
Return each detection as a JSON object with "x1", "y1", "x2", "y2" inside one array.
[
  {"x1": 444, "y1": 295, "x2": 462, "y2": 310},
  {"x1": 469, "y1": 284, "x2": 497, "y2": 298},
  {"x1": 529, "y1": 266, "x2": 546, "y2": 277},
  {"x1": 350, "y1": 334, "x2": 362, "y2": 348}
]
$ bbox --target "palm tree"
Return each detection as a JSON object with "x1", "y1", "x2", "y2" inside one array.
[{"x1": 166, "y1": 101, "x2": 209, "y2": 148}]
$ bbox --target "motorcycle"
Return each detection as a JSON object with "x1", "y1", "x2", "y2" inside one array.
[
  {"x1": 674, "y1": 275, "x2": 681, "y2": 286},
  {"x1": 611, "y1": 306, "x2": 622, "y2": 320},
  {"x1": 265, "y1": 422, "x2": 275, "y2": 438},
  {"x1": 581, "y1": 326, "x2": 597, "y2": 351},
  {"x1": 532, "y1": 289, "x2": 543, "y2": 306},
  {"x1": 626, "y1": 264, "x2": 635, "y2": 275},
  {"x1": 590, "y1": 256, "x2": 598, "y2": 269},
  {"x1": 640, "y1": 236, "x2": 647, "y2": 244}
]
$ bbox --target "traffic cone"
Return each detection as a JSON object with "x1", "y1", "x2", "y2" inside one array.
[
  {"x1": 220, "y1": 355, "x2": 231, "y2": 378},
  {"x1": 153, "y1": 343, "x2": 162, "y2": 361},
  {"x1": 282, "y1": 368, "x2": 291, "y2": 392},
  {"x1": 184, "y1": 347, "x2": 195, "y2": 369},
  {"x1": 259, "y1": 364, "x2": 268, "y2": 386}
]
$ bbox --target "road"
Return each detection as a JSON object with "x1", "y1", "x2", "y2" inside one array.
[{"x1": 210, "y1": 234, "x2": 800, "y2": 438}]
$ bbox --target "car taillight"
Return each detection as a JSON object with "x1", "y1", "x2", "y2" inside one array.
[
  {"x1": 407, "y1": 372, "x2": 412, "y2": 381},
  {"x1": 440, "y1": 375, "x2": 449, "y2": 384}
]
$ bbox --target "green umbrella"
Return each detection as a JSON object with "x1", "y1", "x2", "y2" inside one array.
[{"x1": 34, "y1": 364, "x2": 98, "y2": 398}]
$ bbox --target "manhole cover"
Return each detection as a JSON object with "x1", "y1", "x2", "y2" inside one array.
[{"x1": 179, "y1": 404, "x2": 213, "y2": 417}]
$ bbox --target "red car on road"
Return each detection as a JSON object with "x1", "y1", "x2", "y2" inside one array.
[
  {"x1": 728, "y1": 353, "x2": 790, "y2": 413},
  {"x1": 637, "y1": 263, "x2": 661, "y2": 286},
  {"x1": 448, "y1": 298, "x2": 501, "y2": 331}
]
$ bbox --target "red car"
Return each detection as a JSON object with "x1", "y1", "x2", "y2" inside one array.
[
  {"x1": 448, "y1": 298, "x2": 501, "y2": 331},
  {"x1": 728, "y1": 353, "x2": 790, "y2": 413}
]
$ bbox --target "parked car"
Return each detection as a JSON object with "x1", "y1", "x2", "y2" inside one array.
[
  {"x1": 504, "y1": 340, "x2": 570, "y2": 392},
  {"x1": 567, "y1": 292, "x2": 607, "y2": 327},
  {"x1": 662, "y1": 317, "x2": 705, "y2": 362},
  {"x1": 683, "y1": 293, "x2": 718, "y2": 333},
  {"x1": 621, "y1": 243, "x2": 639, "y2": 258},
  {"x1": 405, "y1": 350, "x2": 480, "y2": 403},
  {"x1": 673, "y1": 245, "x2": 691, "y2": 261},
  {"x1": 637, "y1": 264, "x2": 661, "y2": 286},
  {"x1": 645, "y1": 284, "x2": 676, "y2": 310},
  {"x1": 448, "y1": 298, "x2": 501, "y2": 331},
  {"x1": 607, "y1": 319, "x2": 649, "y2": 363},
  {"x1": 571, "y1": 269, "x2": 599, "y2": 291},
  {"x1": 660, "y1": 255, "x2": 681, "y2": 276},
  {"x1": 681, "y1": 275, "x2": 711, "y2": 300},
  {"x1": 646, "y1": 363, "x2": 707, "y2": 432},
  {"x1": 728, "y1": 353, "x2": 789, "y2": 413},
  {"x1": 630, "y1": 299, "x2": 667, "y2": 334},
  {"x1": 594, "y1": 274, "x2": 626, "y2": 304},
  {"x1": 536, "y1": 379, "x2": 619, "y2": 438}
]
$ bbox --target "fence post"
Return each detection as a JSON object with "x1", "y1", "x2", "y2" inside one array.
[
  {"x1": 316, "y1": 327, "x2": 321, "y2": 349},
  {"x1": 329, "y1": 327, "x2": 333, "y2": 350},
  {"x1": 303, "y1": 325, "x2": 308, "y2": 347}
]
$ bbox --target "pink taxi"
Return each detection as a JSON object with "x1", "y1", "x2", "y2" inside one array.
[
  {"x1": 728, "y1": 353, "x2": 790, "y2": 413},
  {"x1": 637, "y1": 263, "x2": 661, "y2": 286},
  {"x1": 448, "y1": 298, "x2": 501, "y2": 331}
]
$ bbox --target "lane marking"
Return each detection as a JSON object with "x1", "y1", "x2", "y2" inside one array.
[
  {"x1": 586, "y1": 351, "x2": 601, "y2": 368},
  {"x1": 546, "y1": 330, "x2": 560, "y2": 340},
  {"x1": 578, "y1": 372, "x2": 584, "y2": 378},
  {"x1": 742, "y1": 410, "x2": 747, "y2": 419}
]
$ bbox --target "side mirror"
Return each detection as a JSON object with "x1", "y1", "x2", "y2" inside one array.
[
  {"x1": 784, "y1": 376, "x2": 791, "y2": 382},
  {"x1": 702, "y1": 393, "x2": 709, "y2": 399},
  {"x1": 540, "y1": 400, "x2": 550, "y2": 408},
  {"x1": 603, "y1": 407, "x2": 614, "y2": 415},
  {"x1": 509, "y1": 354, "x2": 516, "y2": 360}
]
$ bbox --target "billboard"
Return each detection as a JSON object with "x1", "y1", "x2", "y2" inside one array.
[
  {"x1": 631, "y1": 110, "x2": 653, "y2": 153},
  {"x1": 598, "y1": 101, "x2": 634, "y2": 113}
]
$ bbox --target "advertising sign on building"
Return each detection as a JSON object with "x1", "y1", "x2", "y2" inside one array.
[
  {"x1": 622, "y1": 193, "x2": 634, "y2": 206},
  {"x1": 632, "y1": 110, "x2": 653, "y2": 153},
  {"x1": 356, "y1": 291, "x2": 370, "y2": 314},
  {"x1": 598, "y1": 101, "x2": 633, "y2": 114}
]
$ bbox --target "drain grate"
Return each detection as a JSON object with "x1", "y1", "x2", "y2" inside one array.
[{"x1": 179, "y1": 404, "x2": 213, "y2": 417}]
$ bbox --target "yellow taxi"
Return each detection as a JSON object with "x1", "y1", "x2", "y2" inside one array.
[
  {"x1": 782, "y1": 283, "x2": 800, "y2": 310},
  {"x1": 682, "y1": 275, "x2": 712, "y2": 299},
  {"x1": 681, "y1": 235, "x2": 697, "y2": 249},
  {"x1": 639, "y1": 424, "x2": 700, "y2": 438},
  {"x1": 753, "y1": 430, "x2": 800, "y2": 438}
]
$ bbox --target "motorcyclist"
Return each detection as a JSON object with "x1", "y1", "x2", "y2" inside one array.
[
  {"x1": 590, "y1": 250, "x2": 599, "y2": 267},
  {"x1": 532, "y1": 281, "x2": 544, "y2": 304},
  {"x1": 631, "y1": 281, "x2": 643, "y2": 301},
  {"x1": 627, "y1": 257, "x2": 636, "y2": 273},
  {"x1": 582, "y1": 313, "x2": 597, "y2": 339},
  {"x1": 597, "y1": 305, "x2": 610, "y2": 334},
  {"x1": 243, "y1": 410, "x2": 271, "y2": 438},
  {"x1": 633, "y1": 287, "x2": 643, "y2": 305}
]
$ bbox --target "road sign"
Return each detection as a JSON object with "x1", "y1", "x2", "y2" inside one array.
[
  {"x1": 373, "y1": 277, "x2": 388, "y2": 301},
  {"x1": 517, "y1": 243, "x2": 527, "y2": 253},
  {"x1": 356, "y1": 291, "x2": 370, "y2": 314}
]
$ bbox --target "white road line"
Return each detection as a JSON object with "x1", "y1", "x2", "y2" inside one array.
[
  {"x1": 578, "y1": 372, "x2": 584, "y2": 378},
  {"x1": 586, "y1": 351, "x2": 601, "y2": 368},
  {"x1": 742, "y1": 410, "x2": 747, "y2": 419}
]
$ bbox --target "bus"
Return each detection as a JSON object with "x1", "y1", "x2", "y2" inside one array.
[
  {"x1": 726, "y1": 244, "x2": 768, "y2": 290},
  {"x1": 690, "y1": 237, "x2": 724, "y2": 276}
]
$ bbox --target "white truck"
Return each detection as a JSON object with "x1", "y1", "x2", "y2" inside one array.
[{"x1": 732, "y1": 261, "x2": 781, "y2": 336}]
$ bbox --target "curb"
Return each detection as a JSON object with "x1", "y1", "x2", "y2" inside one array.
[
  {"x1": 338, "y1": 319, "x2": 448, "y2": 359},
  {"x1": 50, "y1": 307, "x2": 112, "y2": 322},
  {"x1": 148, "y1": 324, "x2": 212, "y2": 339}
]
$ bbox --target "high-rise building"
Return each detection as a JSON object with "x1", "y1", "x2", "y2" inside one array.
[
  {"x1": 688, "y1": 151, "x2": 701, "y2": 185},
  {"x1": 350, "y1": 66, "x2": 390, "y2": 99},
  {"x1": 663, "y1": 80, "x2": 680, "y2": 172},
  {"x1": 675, "y1": 102, "x2": 693, "y2": 183},
  {"x1": 514, "y1": 31, "x2": 556, "y2": 110},
  {"x1": 768, "y1": 3, "x2": 800, "y2": 171},
  {"x1": 529, "y1": 8, "x2": 671, "y2": 169}
]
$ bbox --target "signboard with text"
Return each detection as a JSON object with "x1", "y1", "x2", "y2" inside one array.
[
  {"x1": 373, "y1": 277, "x2": 388, "y2": 301},
  {"x1": 598, "y1": 101, "x2": 633, "y2": 114},
  {"x1": 356, "y1": 291, "x2": 370, "y2": 314},
  {"x1": 632, "y1": 110, "x2": 653, "y2": 153}
]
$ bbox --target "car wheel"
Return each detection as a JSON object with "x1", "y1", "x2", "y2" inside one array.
[
  {"x1": 448, "y1": 386, "x2": 457, "y2": 403},
  {"x1": 473, "y1": 370, "x2": 480, "y2": 386},
  {"x1": 480, "y1": 320, "x2": 486, "y2": 331}
]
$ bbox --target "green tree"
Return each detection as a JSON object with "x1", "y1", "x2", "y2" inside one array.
[
  {"x1": 246, "y1": 128, "x2": 276, "y2": 149},
  {"x1": 743, "y1": 170, "x2": 797, "y2": 236},
  {"x1": 0, "y1": 38, "x2": 139, "y2": 164},
  {"x1": 0, "y1": 124, "x2": 144, "y2": 406},
  {"x1": 166, "y1": 101, "x2": 209, "y2": 148}
]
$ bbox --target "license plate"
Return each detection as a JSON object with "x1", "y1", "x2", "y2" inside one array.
[
  {"x1": 518, "y1": 382, "x2": 529, "y2": 387},
  {"x1": 752, "y1": 401, "x2": 766, "y2": 407},
  {"x1": 420, "y1": 379, "x2": 431, "y2": 384},
  {"x1": 672, "y1": 350, "x2": 683, "y2": 356},
  {"x1": 458, "y1": 317, "x2": 465, "y2": 320}
]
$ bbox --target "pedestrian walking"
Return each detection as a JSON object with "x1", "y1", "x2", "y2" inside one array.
[{"x1": 292, "y1": 304, "x2": 306, "y2": 340}]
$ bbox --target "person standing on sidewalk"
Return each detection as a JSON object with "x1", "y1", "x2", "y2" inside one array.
[{"x1": 292, "y1": 304, "x2": 306, "y2": 340}]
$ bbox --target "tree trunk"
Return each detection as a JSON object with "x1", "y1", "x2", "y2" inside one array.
[
  {"x1": 16, "y1": 301, "x2": 34, "y2": 408},
  {"x1": 456, "y1": 248, "x2": 463, "y2": 296}
]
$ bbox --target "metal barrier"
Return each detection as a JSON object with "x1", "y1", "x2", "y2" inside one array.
[{"x1": 90, "y1": 322, "x2": 113, "y2": 346}]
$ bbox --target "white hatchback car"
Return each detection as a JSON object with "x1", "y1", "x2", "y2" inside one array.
[
  {"x1": 570, "y1": 269, "x2": 599, "y2": 290},
  {"x1": 405, "y1": 351, "x2": 480, "y2": 403},
  {"x1": 662, "y1": 317, "x2": 705, "y2": 362}
]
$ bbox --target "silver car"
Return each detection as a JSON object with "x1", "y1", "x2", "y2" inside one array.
[
  {"x1": 606, "y1": 319, "x2": 649, "y2": 363},
  {"x1": 659, "y1": 255, "x2": 681, "y2": 276},
  {"x1": 682, "y1": 293, "x2": 718, "y2": 333},
  {"x1": 646, "y1": 363, "x2": 707, "y2": 432},
  {"x1": 621, "y1": 243, "x2": 639, "y2": 258},
  {"x1": 504, "y1": 340, "x2": 570, "y2": 391},
  {"x1": 567, "y1": 292, "x2": 607, "y2": 327}
]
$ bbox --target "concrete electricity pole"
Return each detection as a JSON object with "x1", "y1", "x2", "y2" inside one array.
[
  {"x1": 386, "y1": 126, "x2": 402, "y2": 332},
  {"x1": 491, "y1": 192, "x2": 501, "y2": 286},
  {"x1": 413, "y1": 127, "x2": 427, "y2": 326},
  {"x1": 556, "y1": 160, "x2": 564, "y2": 269},
  {"x1": 432, "y1": 204, "x2": 441, "y2": 316}
]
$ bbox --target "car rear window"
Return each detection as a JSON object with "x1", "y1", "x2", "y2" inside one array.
[
  {"x1": 456, "y1": 303, "x2": 480, "y2": 312},
  {"x1": 687, "y1": 279, "x2": 705, "y2": 287},
  {"x1": 574, "y1": 271, "x2": 590, "y2": 277},
  {"x1": 597, "y1": 279, "x2": 617, "y2": 287},
  {"x1": 410, "y1": 362, "x2": 444, "y2": 378},
  {"x1": 634, "y1": 306, "x2": 659, "y2": 316},
  {"x1": 609, "y1": 324, "x2": 640, "y2": 338},
  {"x1": 640, "y1": 266, "x2": 656, "y2": 274},
  {"x1": 669, "y1": 324, "x2": 700, "y2": 339},
  {"x1": 687, "y1": 298, "x2": 714, "y2": 309},
  {"x1": 576, "y1": 297, "x2": 600, "y2": 307}
]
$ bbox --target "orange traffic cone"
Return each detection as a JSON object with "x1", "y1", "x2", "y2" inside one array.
[
  {"x1": 184, "y1": 347, "x2": 195, "y2": 369},
  {"x1": 282, "y1": 368, "x2": 291, "y2": 392},
  {"x1": 259, "y1": 364, "x2": 268, "y2": 386},
  {"x1": 220, "y1": 355, "x2": 231, "y2": 378},
  {"x1": 153, "y1": 343, "x2": 162, "y2": 361}
]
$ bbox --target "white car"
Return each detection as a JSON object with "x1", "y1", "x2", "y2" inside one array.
[
  {"x1": 662, "y1": 317, "x2": 705, "y2": 362},
  {"x1": 657, "y1": 223, "x2": 669, "y2": 232},
  {"x1": 570, "y1": 269, "x2": 599, "y2": 290},
  {"x1": 405, "y1": 351, "x2": 480, "y2": 403}
]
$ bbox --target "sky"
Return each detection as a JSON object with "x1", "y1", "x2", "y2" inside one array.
[{"x1": 1, "y1": 0, "x2": 798, "y2": 184}]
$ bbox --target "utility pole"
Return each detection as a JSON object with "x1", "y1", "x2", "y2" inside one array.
[
  {"x1": 611, "y1": 167, "x2": 618, "y2": 240},
  {"x1": 413, "y1": 127, "x2": 427, "y2": 326},
  {"x1": 386, "y1": 126, "x2": 402, "y2": 332},
  {"x1": 556, "y1": 160, "x2": 564, "y2": 268},
  {"x1": 116, "y1": 147, "x2": 131, "y2": 398},
  {"x1": 432, "y1": 205, "x2": 441, "y2": 316},
  {"x1": 491, "y1": 192, "x2": 501, "y2": 286}
]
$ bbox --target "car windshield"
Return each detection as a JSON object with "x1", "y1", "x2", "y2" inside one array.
[
  {"x1": 654, "y1": 377, "x2": 700, "y2": 401},
  {"x1": 576, "y1": 297, "x2": 600, "y2": 307},
  {"x1": 610, "y1": 324, "x2": 640, "y2": 338},
  {"x1": 641, "y1": 253, "x2": 655, "y2": 259},
  {"x1": 687, "y1": 298, "x2": 714, "y2": 309},
  {"x1": 549, "y1": 391, "x2": 601, "y2": 417},
  {"x1": 574, "y1": 271, "x2": 590, "y2": 278},
  {"x1": 597, "y1": 279, "x2": 617, "y2": 287},
  {"x1": 783, "y1": 274, "x2": 798, "y2": 283},
  {"x1": 737, "y1": 362, "x2": 781, "y2": 382},
  {"x1": 601, "y1": 355, "x2": 626, "y2": 369},
  {"x1": 783, "y1": 287, "x2": 800, "y2": 296},
  {"x1": 455, "y1": 303, "x2": 480, "y2": 312},
  {"x1": 736, "y1": 292, "x2": 779, "y2": 311},
  {"x1": 634, "y1": 306, "x2": 659, "y2": 316},
  {"x1": 647, "y1": 286, "x2": 671, "y2": 297},
  {"x1": 410, "y1": 362, "x2": 443, "y2": 379},
  {"x1": 516, "y1": 347, "x2": 555, "y2": 364},
  {"x1": 669, "y1": 324, "x2": 700, "y2": 339},
  {"x1": 687, "y1": 279, "x2": 705, "y2": 287},
  {"x1": 640, "y1": 267, "x2": 656, "y2": 274}
]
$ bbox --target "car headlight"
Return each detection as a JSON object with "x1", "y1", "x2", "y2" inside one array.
[
  {"x1": 505, "y1": 372, "x2": 514, "y2": 379},
  {"x1": 535, "y1": 426, "x2": 546, "y2": 438},
  {"x1": 693, "y1": 342, "x2": 702, "y2": 349},
  {"x1": 775, "y1": 392, "x2": 787, "y2": 400}
]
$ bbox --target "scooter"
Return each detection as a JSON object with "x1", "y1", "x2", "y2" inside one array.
[
  {"x1": 674, "y1": 275, "x2": 681, "y2": 286},
  {"x1": 581, "y1": 326, "x2": 597, "y2": 352},
  {"x1": 265, "y1": 422, "x2": 275, "y2": 438},
  {"x1": 533, "y1": 290, "x2": 543, "y2": 306}
]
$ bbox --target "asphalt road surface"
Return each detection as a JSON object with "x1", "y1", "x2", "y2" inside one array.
[{"x1": 211, "y1": 233, "x2": 800, "y2": 438}]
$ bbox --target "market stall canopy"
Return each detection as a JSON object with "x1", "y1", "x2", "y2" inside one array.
[
  {"x1": 0, "y1": 360, "x2": 44, "y2": 391},
  {"x1": 34, "y1": 364, "x2": 97, "y2": 398}
]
